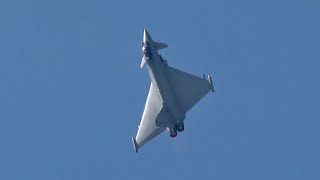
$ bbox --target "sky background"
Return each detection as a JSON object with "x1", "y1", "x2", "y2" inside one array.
[{"x1": 0, "y1": 0, "x2": 320, "y2": 179}]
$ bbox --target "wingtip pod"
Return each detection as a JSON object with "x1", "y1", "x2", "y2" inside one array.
[
  {"x1": 208, "y1": 75, "x2": 215, "y2": 93},
  {"x1": 131, "y1": 137, "x2": 139, "y2": 153}
]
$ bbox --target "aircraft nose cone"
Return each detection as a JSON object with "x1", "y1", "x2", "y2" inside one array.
[{"x1": 143, "y1": 28, "x2": 151, "y2": 42}]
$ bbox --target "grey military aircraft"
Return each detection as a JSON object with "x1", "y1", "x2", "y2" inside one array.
[{"x1": 132, "y1": 29, "x2": 214, "y2": 152}]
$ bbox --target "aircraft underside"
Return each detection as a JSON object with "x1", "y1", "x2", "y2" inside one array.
[{"x1": 132, "y1": 29, "x2": 214, "y2": 152}]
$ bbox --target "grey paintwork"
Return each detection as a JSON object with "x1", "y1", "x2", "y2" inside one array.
[{"x1": 132, "y1": 29, "x2": 214, "y2": 152}]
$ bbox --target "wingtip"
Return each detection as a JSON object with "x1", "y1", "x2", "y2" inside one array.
[
  {"x1": 131, "y1": 137, "x2": 139, "y2": 153},
  {"x1": 208, "y1": 75, "x2": 215, "y2": 93}
]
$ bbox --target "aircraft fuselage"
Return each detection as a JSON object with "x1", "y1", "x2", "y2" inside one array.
[
  {"x1": 143, "y1": 41, "x2": 185, "y2": 128},
  {"x1": 132, "y1": 29, "x2": 214, "y2": 151}
]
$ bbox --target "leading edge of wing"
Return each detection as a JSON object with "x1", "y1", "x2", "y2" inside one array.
[
  {"x1": 133, "y1": 82, "x2": 164, "y2": 152},
  {"x1": 168, "y1": 66, "x2": 213, "y2": 112}
]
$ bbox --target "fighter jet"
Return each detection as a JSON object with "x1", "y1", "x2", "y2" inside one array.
[{"x1": 132, "y1": 29, "x2": 215, "y2": 152}]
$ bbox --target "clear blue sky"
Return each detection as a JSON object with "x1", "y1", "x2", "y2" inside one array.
[{"x1": 1, "y1": 0, "x2": 319, "y2": 179}]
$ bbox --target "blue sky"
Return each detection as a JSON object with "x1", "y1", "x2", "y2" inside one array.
[{"x1": 0, "y1": 0, "x2": 319, "y2": 179}]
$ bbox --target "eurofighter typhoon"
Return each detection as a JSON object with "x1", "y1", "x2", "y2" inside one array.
[{"x1": 132, "y1": 29, "x2": 215, "y2": 152}]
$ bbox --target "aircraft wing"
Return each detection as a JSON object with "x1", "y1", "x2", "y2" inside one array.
[
  {"x1": 168, "y1": 66, "x2": 213, "y2": 113},
  {"x1": 133, "y1": 82, "x2": 170, "y2": 152}
]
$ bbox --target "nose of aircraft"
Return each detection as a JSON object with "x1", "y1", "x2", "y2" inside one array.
[{"x1": 143, "y1": 28, "x2": 152, "y2": 43}]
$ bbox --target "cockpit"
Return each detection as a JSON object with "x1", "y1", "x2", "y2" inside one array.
[
  {"x1": 142, "y1": 42, "x2": 152, "y2": 58},
  {"x1": 142, "y1": 42, "x2": 147, "y2": 53}
]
